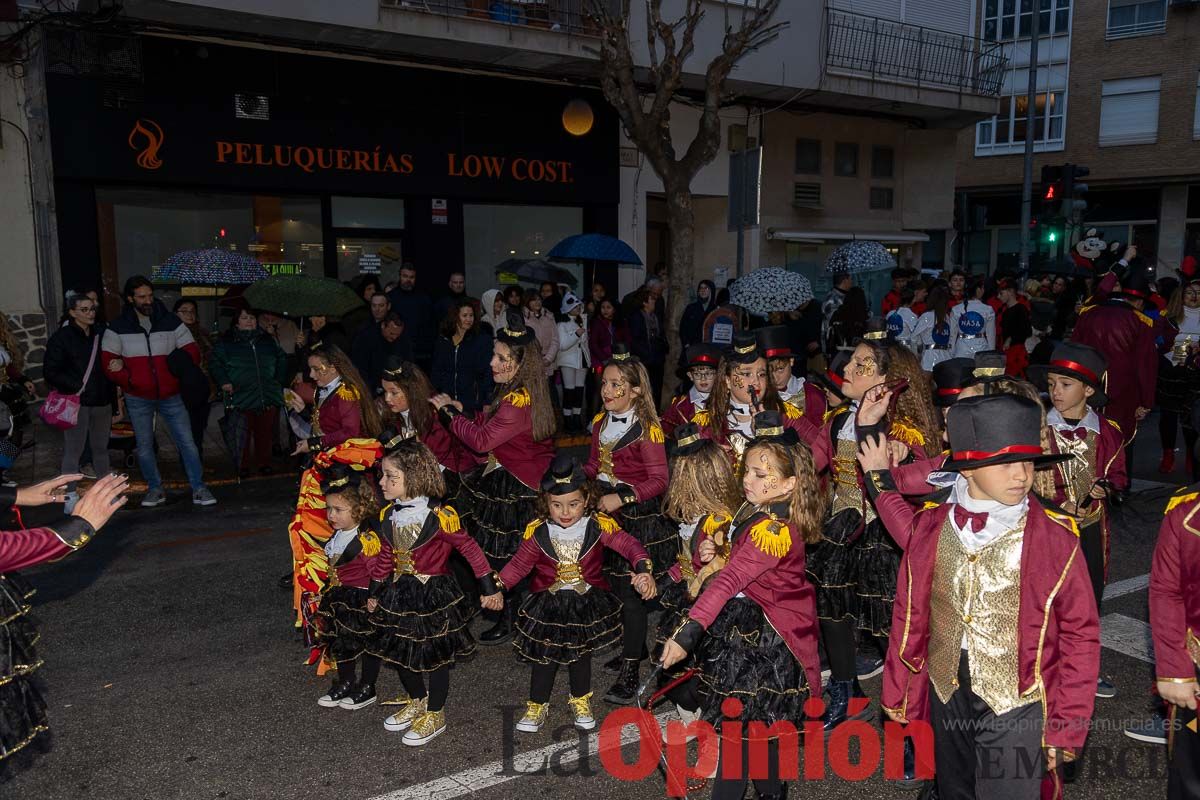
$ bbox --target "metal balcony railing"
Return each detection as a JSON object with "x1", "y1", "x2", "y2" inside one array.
[
  {"x1": 825, "y1": 8, "x2": 1007, "y2": 97},
  {"x1": 380, "y1": 0, "x2": 617, "y2": 37}
]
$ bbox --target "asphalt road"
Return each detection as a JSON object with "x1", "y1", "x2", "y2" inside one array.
[{"x1": 1, "y1": 466, "x2": 1187, "y2": 800}]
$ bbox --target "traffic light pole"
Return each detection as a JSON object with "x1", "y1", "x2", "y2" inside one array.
[{"x1": 1017, "y1": 14, "x2": 1041, "y2": 276}]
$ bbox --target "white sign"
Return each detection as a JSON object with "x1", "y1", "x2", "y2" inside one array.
[{"x1": 358, "y1": 253, "x2": 382, "y2": 274}]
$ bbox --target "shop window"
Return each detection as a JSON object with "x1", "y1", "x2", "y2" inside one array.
[
  {"x1": 834, "y1": 143, "x2": 858, "y2": 177},
  {"x1": 794, "y1": 139, "x2": 821, "y2": 174},
  {"x1": 336, "y1": 237, "x2": 404, "y2": 284},
  {"x1": 871, "y1": 146, "x2": 894, "y2": 179},
  {"x1": 463, "y1": 205, "x2": 583, "y2": 300},
  {"x1": 331, "y1": 196, "x2": 405, "y2": 229},
  {"x1": 1099, "y1": 76, "x2": 1161, "y2": 146}
]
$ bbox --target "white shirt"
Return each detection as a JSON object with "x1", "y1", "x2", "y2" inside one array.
[
  {"x1": 688, "y1": 386, "x2": 710, "y2": 410},
  {"x1": 317, "y1": 377, "x2": 344, "y2": 406},
  {"x1": 886, "y1": 307, "x2": 919, "y2": 345},
  {"x1": 678, "y1": 517, "x2": 701, "y2": 544},
  {"x1": 949, "y1": 300, "x2": 997, "y2": 357},
  {"x1": 548, "y1": 515, "x2": 590, "y2": 545},
  {"x1": 947, "y1": 475, "x2": 1028, "y2": 551},
  {"x1": 1047, "y1": 407, "x2": 1099, "y2": 434},
  {"x1": 389, "y1": 496, "x2": 432, "y2": 529},
  {"x1": 782, "y1": 374, "x2": 807, "y2": 405},
  {"x1": 1174, "y1": 307, "x2": 1200, "y2": 365},
  {"x1": 324, "y1": 526, "x2": 359, "y2": 560},
  {"x1": 836, "y1": 402, "x2": 859, "y2": 442},
  {"x1": 727, "y1": 400, "x2": 754, "y2": 437}
]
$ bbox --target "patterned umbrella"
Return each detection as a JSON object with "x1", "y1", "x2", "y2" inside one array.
[
  {"x1": 824, "y1": 240, "x2": 897, "y2": 274},
  {"x1": 547, "y1": 233, "x2": 643, "y2": 265},
  {"x1": 155, "y1": 249, "x2": 269, "y2": 285},
  {"x1": 243, "y1": 274, "x2": 364, "y2": 318},
  {"x1": 729, "y1": 267, "x2": 814, "y2": 317}
]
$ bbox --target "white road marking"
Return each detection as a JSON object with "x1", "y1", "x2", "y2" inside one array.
[
  {"x1": 1103, "y1": 573, "x2": 1149, "y2": 602},
  {"x1": 368, "y1": 712, "x2": 671, "y2": 800},
  {"x1": 1100, "y1": 614, "x2": 1155, "y2": 663}
]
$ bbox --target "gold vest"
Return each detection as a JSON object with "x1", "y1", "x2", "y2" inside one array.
[
  {"x1": 927, "y1": 514, "x2": 1037, "y2": 715},
  {"x1": 1052, "y1": 429, "x2": 1102, "y2": 525},
  {"x1": 831, "y1": 436, "x2": 874, "y2": 523},
  {"x1": 391, "y1": 521, "x2": 431, "y2": 584},
  {"x1": 547, "y1": 535, "x2": 589, "y2": 594}
]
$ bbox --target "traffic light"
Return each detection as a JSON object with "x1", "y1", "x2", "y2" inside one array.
[
  {"x1": 1062, "y1": 163, "x2": 1089, "y2": 221},
  {"x1": 1040, "y1": 164, "x2": 1065, "y2": 220}
]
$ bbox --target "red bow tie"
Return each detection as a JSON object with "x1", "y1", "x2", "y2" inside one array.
[
  {"x1": 953, "y1": 506, "x2": 989, "y2": 533},
  {"x1": 1059, "y1": 427, "x2": 1088, "y2": 441}
]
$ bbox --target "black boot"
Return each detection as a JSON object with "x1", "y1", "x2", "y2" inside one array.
[
  {"x1": 895, "y1": 736, "x2": 922, "y2": 789},
  {"x1": 821, "y1": 679, "x2": 871, "y2": 732},
  {"x1": 479, "y1": 604, "x2": 513, "y2": 646},
  {"x1": 603, "y1": 643, "x2": 649, "y2": 672},
  {"x1": 604, "y1": 658, "x2": 642, "y2": 705}
]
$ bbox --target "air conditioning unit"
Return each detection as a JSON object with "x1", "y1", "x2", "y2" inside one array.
[
  {"x1": 792, "y1": 182, "x2": 822, "y2": 209},
  {"x1": 234, "y1": 93, "x2": 270, "y2": 121}
]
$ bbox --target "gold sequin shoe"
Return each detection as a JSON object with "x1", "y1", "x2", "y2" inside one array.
[
  {"x1": 568, "y1": 693, "x2": 596, "y2": 731},
  {"x1": 383, "y1": 696, "x2": 426, "y2": 732},
  {"x1": 515, "y1": 701, "x2": 550, "y2": 733},
  {"x1": 381, "y1": 690, "x2": 412, "y2": 707},
  {"x1": 403, "y1": 710, "x2": 447, "y2": 746}
]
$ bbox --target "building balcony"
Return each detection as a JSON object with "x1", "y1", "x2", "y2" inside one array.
[{"x1": 379, "y1": 0, "x2": 614, "y2": 38}]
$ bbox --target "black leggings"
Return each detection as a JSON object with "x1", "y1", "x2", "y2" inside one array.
[
  {"x1": 711, "y1": 733, "x2": 783, "y2": 800},
  {"x1": 394, "y1": 665, "x2": 451, "y2": 712},
  {"x1": 336, "y1": 654, "x2": 381, "y2": 687},
  {"x1": 612, "y1": 576, "x2": 649, "y2": 659},
  {"x1": 820, "y1": 617, "x2": 857, "y2": 683},
  {"x1": 1079, "y1": 521, "x2": 1106, "y2": 616},
  {"x1": 530, "y1": 654, "x2": 592, "y2": 703},
  {"x1": 1161, "y1": 408, "x2": 1199, "y2": 465}
]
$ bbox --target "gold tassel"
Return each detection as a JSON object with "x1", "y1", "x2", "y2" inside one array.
[
  {"x1": 702, "y1": 513, "x2": 732, "y2": 537},
  {"x1": 783, "y1": 401, "x2": 802, "y2": 420},
  {"x1": 359, "y1": 530, "x2": 382, "y2": 557},
  {"x1": 1166, "y1": 490, "x2": 1200, "y2": 515},
  {"x1": 1106, "y1": 418, "x2": 1122, "y2": 434},
  {"x1": 523, "y1": 519, "x2": 543, "y2": 540},
  {"x1": 596, "y1": 513, "x2": 620, "y2": 535},
  {"x1": 336, "y1": 384, "x2": 360, "y2": 402},
  {"x1": 889, "y1": 419, "x2": 926, "y2": 448},
  {"x1": 749, "y1": 518, "x2": 791, "y2": 557},
  {"x1": 1043, "y1": 508, "x2": 1080, "y2": 536},
  {"x1": 922, "y1": 500, "x2": 941, "y2": 511},
  {"x1": 505, "y1": 388, "x2": 531, "y2": 408},
  {"x1": 824, "y1": 406, "x2": 849, "y2": 425},
  {"x1": 647, "y1": 423, "x2": 664, "y2": 444},
  {"x1": 437, "y1": 506, "x2": 462, "y2": 533},
  {"x1": 593, "y1": 411, "x2": 605, "y2": 427},
  {"x1": 692, "y1": 409, "x2": 711, "y2": 426}
]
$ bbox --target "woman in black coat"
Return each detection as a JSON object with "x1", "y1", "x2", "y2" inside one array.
[
  {"x1": 679, "y1": 279, "x2": 717, "y2": 355},
  {"x1": 431, "y1": 298, "x2": 494, "y2": 414},
  {"x1": 43, "y1": 291, "x2": 117, "y2": 507}
]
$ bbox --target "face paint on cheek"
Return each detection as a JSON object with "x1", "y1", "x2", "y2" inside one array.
[
  {"x1": 731, "y1": 374, "x2": 745, "y2": 389},
  {"x1": 612, "y1": 383, "x2": 627, "y2": 398}
]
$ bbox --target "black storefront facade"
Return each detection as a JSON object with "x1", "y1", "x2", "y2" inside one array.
[{"x1": 47, "y1": 35, "x2": 619, "y2": 316}]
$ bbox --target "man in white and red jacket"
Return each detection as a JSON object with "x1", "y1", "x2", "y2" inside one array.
[{"x1": 101, "y1": 276, "x2": 217, "y2": 508}]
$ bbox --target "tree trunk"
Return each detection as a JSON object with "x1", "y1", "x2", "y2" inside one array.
[{"x1": 662, "y1": 181, "x2": 695, "y2": 405}]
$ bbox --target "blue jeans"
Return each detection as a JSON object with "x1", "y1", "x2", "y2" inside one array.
[{"x1": 124, "y1": 394, "x2": 207, "y2": 492}]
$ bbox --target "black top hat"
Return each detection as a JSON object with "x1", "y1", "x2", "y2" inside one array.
[
  {"x1": 381, "y1": 356, "x2": 411, "y2": 384},
  {"x1": 750, "y1": 410, "x2": 799, "y2": 445},
  {"x1": 810, "y1": 349, "x2": 851, "y2": 401},
  {"x1": 755, "y1": 326, "x2": 793, "y2": 360},
  {"x1": 540, "y1": 453, "x2": 588, "y2": 495},
  {"x1": 1027, "y1": 342, "x2": 1108, "y2": 407},
  {"x1": 377, "y1": 424, "x2": 414, "y2": 453},
  {"x1": 965, "y1": 350, "x2": 1007, "y2": 388},
  {"x1": 861, "y1": 317, "x2": 890, "y2": 342},
  {"x1": 727, "y1": 331, "x2": 762, "y2": 365},
  {"x1": 608, "y1": 342, "x2": 639, "y2": 365},
  {"x1": 673, "y1": 422, "x2": 707, "y2": 456},
  {"x1": 931, "y1": 357, "x2": 975, "y2": 408},
  {"x1": 496, "y1": 309, "x2": 534, "y2": 347},
  {"x1": 685, "y1": 343, "x2": 721, "y2": 369},
  {"x1": 941, "y1": 395, "x2": 1068, "y2": 472},
  {"x1": 320, "y1": 462, "x2": 364, "y2": 495},
  {"x1": 1119, "y1": 267, "x2": 1152, "y2": 301}
]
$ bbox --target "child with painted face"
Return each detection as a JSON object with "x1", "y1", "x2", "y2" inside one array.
[
  {"x1": 366, "y1": 440, "x2": 502, "y2": 746},
  {"x1": 314, "y1": 464, "x2": 392, "y2": 713},
  {"x1": 858, "y1": 394, "x2": 1099, "y2": 799},
  {"x1": 660, "y1": 343, "x2": 721, "y2": 438},
  {"x1": 757, "y1": 325, "x2": 828, "y2": 419},
  {"x1": 499, "y1": 454, "x2": 655, "y2": 734},
  {"x1": 583, "y1": 345, "x2": 675, "y2": 705},
  {"x1": 378, "y1": 356, "x2": 466, "y2": 483},
  {"x1": 662, "y1": 412, "x2": 824, "y2": 800}
]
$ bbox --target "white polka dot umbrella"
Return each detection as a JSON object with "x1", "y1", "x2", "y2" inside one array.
[
  {"x1": 825, "y1": 240, "x2": 897, "y2": 274},
  {"x1": 729, "y1": 267, "x2": 814, "y2": 317}
]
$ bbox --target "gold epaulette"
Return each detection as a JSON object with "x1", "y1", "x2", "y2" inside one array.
[
  {"x1": 922, "y1": 500, "x2": 941, "y2": 511},
  {"x1": 692, "y1": 408, "x2": 711, "y2": 426},
  {"x1": 1044, "y1": 508, "x2": 1080, "y2": 536},
  {"x1": 783, "y1": 401, "x2": 802, "y2": 420},
  {"x1": 359, "y1": 530, "x2": 382, "y2": 557},
  {"x1": 596, "y1": 513, "x2": 620, "y2": 535},
  {"x1": 647, "y1": 422, "x2": 665, "y2": 444},
  {"x1": 379, "y1": 504, "x2": 391, "y2": 522},
  {"x1": 1165, "y1": 489, "x2": 1200, "y2": 515},
  {"x1": 1106, "y1": 418, "x2": 1122, "y2": 433},
  {"x1": 592, "y1": 411, "x2": 605, "y2": 426},
  {"x1": 505, "y1": 387, "x2": 531, "y2": 408},
  {"x1": 889, "y1": 419, "x2": 926, "y2": 448},
  {"x1": 523, "y1": 519, "x2": 543, "y2": 540},
  {"x1": 1077, "y1": 304, "x2": 1096, "y2": 316},
  {"x1": 670, "y1": 394, "x2": 686, "y2": 407},
  {"x1": 702, "y1": 512, "x2": 733, "y2": 536},
  {"x1": 1134, "y1": 310, "x2": 1154, "y2": 327},
  {"x1": 335, "y1": 384, "x2": 360, "y2": 402},
  {"x1": 824, "y1": 405, "x2": 849, "y2": 425},
  {"x1": 749, "y1": 516, "x2": 792, "y2": 557},
  {"x1": 436, "y1": 506, "x2": 461, "y2": 533}
]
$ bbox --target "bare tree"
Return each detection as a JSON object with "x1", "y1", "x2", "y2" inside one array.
[{"x1": 590, "y1": 0, "x2": 785, "y2": 394}]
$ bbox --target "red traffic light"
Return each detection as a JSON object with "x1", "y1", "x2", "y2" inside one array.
[{"x1": 1044, "y1": 185, "x2": 1056, "y2": 200}]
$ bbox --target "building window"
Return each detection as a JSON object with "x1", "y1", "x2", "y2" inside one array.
[
  {"x1": 1099, "y1": 76, "x2": 1161, "y2": 146},
  {"x1": 1106, "y1": 0, "x2": 1166, "y2": 39},
  {"x1": 794, "y1": 139, "x2": 821, "y2": 174},
  {"x1": 463, "y1": 204, "x2": 583, "y2": 298},
  {"x1": 834, "y1": 142, "x2": 858, "y2": 177},
  {"x1": 975, "y1": 91, "x2": 1065, "y2": 152},
  {"x1": 871, "y1": 146, "x2": 894, "y2": 179},
  {"x1": 870, "y1": 187, "x2": 895, "y2": 210},
  {"x1": 983, "y1": 0, "x2": 1071, "y2": 41},
  {"x1": 331, "y1": 196, "x2": 405, "y2": 229}
]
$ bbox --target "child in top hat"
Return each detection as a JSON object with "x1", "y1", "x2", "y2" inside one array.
[
  {"x1": 859, "y1": 392, "x2": 1100, "y2": 800},
  {"x1": 757, "y1": 325, "x2": 828, "y2": 419},
  {"x1": 661, "y1": 343, "x2": 720, "y2": 438},
  {"x1": 661, "y1": 410, "x2": 825, "y2": 800},
  {"x1": 367, "y1": 439, "x2": 503, "y2": 746},
  {"x1": 584, "y1": 343, "x2": 676, "y2": 704},
  {"x1": 314, "y1": 464, "x2": 393, "y2": 712},
  {"x1": 499, "y1": 454, "x2": 655, "y2": 734},
  {"x1": 1028, "y1": 342, "x2": 1127, "y2": 699},
  {"x1": 1149, "y1": 484, "x2": 1200, "y2": 800}
]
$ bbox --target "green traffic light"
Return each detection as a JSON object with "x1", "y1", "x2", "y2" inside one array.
[{"x1": 1047, "y1": 231, "x2": 1058, "y2": 242}]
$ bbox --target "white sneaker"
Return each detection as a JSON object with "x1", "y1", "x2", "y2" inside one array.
[
  {"x1": 63, "y1": 492, "x2": 80, "y2": 515},
  {"x1": 402, "y1": 710, "x2": 446, "y2": 746},
  {"x1": 515, "y1": 701, "x2": 550, "y2": 733},
  {"x1": 568, "y1": 693, "x2": 596, "y2": 731},
  {"x1": 384, "y1": 697, "x2": 426, "y2": 732}
]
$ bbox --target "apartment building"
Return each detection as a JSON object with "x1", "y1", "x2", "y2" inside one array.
[{"x1": 955, "y1": 0, "x2": 1200, "y2": 275}]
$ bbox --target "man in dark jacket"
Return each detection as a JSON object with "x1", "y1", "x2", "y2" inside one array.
[
  {"x1": 386, "y1": 264, "x2": 433, "y2": 372},
  {"x1": 352, "y1": 313, "x2": 413, "y2": 394},
  {"x1": 100, "y1": 276, "x2": 216, "y2": 508}
]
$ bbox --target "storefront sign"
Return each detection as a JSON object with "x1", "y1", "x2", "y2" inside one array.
[
  {"x1": 432, "y1": 199, "x2": 448, "y2": 225},
  {"x1": 264, "y1": 262, "x2": 303, "y2": 276}
]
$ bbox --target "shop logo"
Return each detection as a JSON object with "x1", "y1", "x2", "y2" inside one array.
[{"x1": 128, "y1": 119, "x2": 164, "y2": 170}]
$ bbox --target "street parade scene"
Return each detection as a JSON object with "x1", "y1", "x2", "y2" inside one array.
[{"x1": 1, "y1": 2, "x2": 1199, "y2": 800}]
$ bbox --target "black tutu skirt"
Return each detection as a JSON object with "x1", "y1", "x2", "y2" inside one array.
[
  {"x1": 851, "y1": 517, "x2": 901, "y2": 637},
  {"x1": 651, "y1": 578, "x2": 698, "y2": 679},
  {"x1": 441, "y1": 470, "x2": 462, "y2": 505},
  {"x1": 603, "y1": 497, "x2": 679, "y2": 580},
  {"x1": 368, "y1": 574, "x2": 476, "y2": 672},
  {"x1": 805, "y1": 508, "x2": 862, "y2": 623},
  {"x1": 314, "y1": 586, "x2": 375, "y2": 663},
  {"x1": 695, "y1": 597, "x2": 809, "y2": 728},
  {"x1": 456, "y1": 466, "x2": 538, "y2": 570},
  {"x1": 0, "y1": 574, "x2": 48, "y2": 763},
  {"x1": 513, "y1": 588, "x2": 622, "y2": 665}
]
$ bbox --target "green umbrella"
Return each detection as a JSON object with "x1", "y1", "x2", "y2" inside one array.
[{"x1": 243, "y1": 274, "x2": 364, "y2": 318}]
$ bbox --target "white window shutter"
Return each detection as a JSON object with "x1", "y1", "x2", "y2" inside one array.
[{"x1": 1099, "y1": 77, "x2": 1161, "y2": 146}]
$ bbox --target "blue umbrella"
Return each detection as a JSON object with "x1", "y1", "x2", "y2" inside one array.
[
  {"x1": 547, "y1": 234, "x2": 643, "y2": 265},
  {"x1": 155, "y1": 249, "x2": 270, "y2": 285}
]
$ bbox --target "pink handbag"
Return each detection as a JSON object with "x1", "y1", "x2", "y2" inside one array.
[{"x1": 39, "y1": 335, "x2": 99, "y2": 430}]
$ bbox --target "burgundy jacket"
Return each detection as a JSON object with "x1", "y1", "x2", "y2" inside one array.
[
  {"x1": 583, "y1": 415, "x2": 669, "y2": 504},
  {"x1": 872, "y1": 490, "x2": 1099, "y2": 752},
  {"x1": 1150, "y1": 486, "x2": 1200, "y2": 683},
  {"x1": 660, "y1": 394, "x2": 703, "y2": 439},
  {"x1": 372, "y1": 503, "x2": 499, "y2": 595},
  {"x1": 499, "y1": 514, "x2": 651, "y2": 594},
  {"x1": 445, "y1": 387, "x2": 555, "y2": 489},
  {"x1": 1070, "y1": 300, "x2": 1158, "y2": 441},
  {"x1": 309, "y1": 384, "x2": 363, "y2": 451},
  {"x1": 404, "y1": 414, "x2": 473, "y2": 474},
  {"x1": 0, "y1": 518, "x2": 95, "y2": 573},
  {"x1": 672, "y1": 502, "x2": 822, "y2": 698},
  {"x1": 326, "y1": 528, "x2": 393, "y2": 592}
]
